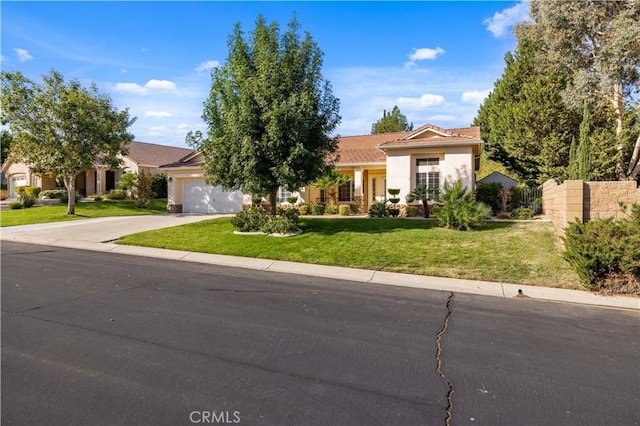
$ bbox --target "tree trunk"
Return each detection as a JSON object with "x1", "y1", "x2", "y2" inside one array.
[
  {"x1": 612, "y1": 83, "x2": 626, "y2": 180},
  {"x1": 64, "y1": 176, "x2": 76, "y2": 215},
  {"x1": 329, "y1": 190, "x2": 337, "y2": 206},
  {"x1": 422, "y1": 199, "x2": 430, "y2": 218},
  {"x1": 269, "y1": 187, "x2": 278, "y2": 216},
  {"x1": 626, "y1": 132, "x2": 640, "y2": 180}
]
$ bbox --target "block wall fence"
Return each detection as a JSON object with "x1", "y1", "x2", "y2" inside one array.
[{"x1": 541, "y1": 179, "x2": 640, "y2": 236}]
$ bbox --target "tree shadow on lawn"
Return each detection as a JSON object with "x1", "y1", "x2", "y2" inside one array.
[{"x1": 299, "y1": 218, "x2": 516, "y2": 236}]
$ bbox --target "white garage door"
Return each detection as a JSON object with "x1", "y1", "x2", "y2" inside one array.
[
  {"x1": 10, "y1": 175, "x2": 28, "y2": 199},
  {"x1": 182, "y1": 180, "x2": 244, "y2": 214}
]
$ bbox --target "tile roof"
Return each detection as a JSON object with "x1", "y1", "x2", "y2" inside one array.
[
  {"x1": 336, "y1": 131, "x2": 407, "y2": 164},
  {"x1": 157, "y1": 124, "x2": 481, "y2": 168},
  {"x1": 377, "y1": 125, "x2": 482, "y2": 148},
  {"x1": 124, "y1": 141, "x2": 195, "y2": 167}
]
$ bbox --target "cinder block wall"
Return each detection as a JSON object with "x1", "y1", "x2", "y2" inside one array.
[{"x1": 542, "y1": 179, "x2": 640, "y2": 236}]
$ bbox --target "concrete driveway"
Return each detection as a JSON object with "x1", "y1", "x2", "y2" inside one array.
[{"x1": 0, "y1": 214, "x2": 223, "y2": 245}]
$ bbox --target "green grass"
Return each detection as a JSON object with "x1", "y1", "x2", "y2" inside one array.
[
  {"x1": 117, "y1": 217, "x2": 581, "y2": 289},
  {"x1": 0, "y1": 199, "x2": 168, "y2": 227}
]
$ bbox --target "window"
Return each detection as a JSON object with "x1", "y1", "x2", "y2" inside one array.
[
  {"x1": 371, "y1": 178, "x2": 377, "y2": 201},
  {"x1": 319, "y1": 189, "x2": 327, "y2": 203},
  {"x1": 338, "y1": 181, "x2": 354, "y2": 202},
  {"x1": 277, "y1": 187, "x2": 293, "y2": 203},
  {"x1": 415, "y1": 158, "x2": 440, "y2": 200}
]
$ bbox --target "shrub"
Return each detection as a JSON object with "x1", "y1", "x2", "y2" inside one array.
[
  {"x1": 40, "y1": 188, "x2": 81, "y2": 203},
  {"x1": 339, "y1": 204, "x2": 351, "y2": 216},
  {"x1": 299, "y1": 204, "x2": 310, "y2": 215},
  {"x1": 348, "y1": 203, "x2": 358, "y2": 214},
  {"x1": 15, "y1": 186, "x2": 40, "y2": 208},
  {"x1": 325, "y1": 204, "x2": 338, "y2": 214},
  {"x1": 312, "y1": 203, "x2": 325, "y2": 215},
  {"x1": 0, "y1": 189, "x2": 8, "y2": 200},
  {"x1": 8, "y1": 201, "x2": 22, "y2": 209},
  {"x1": 151, "y1": 174, "x2": 168, "y2": 198},
  {"x1": 259, "y1": 208, "x2": 300, "y2": 234},
  {"x1": 94, "y1": 196, "x2": 103, "y2": 202},
  {"x1": 286, "y1": 196, "x2": 298, "y2": 205},
  {"x1": 435, "y1": 180, "x2": 491, "y2": 231},
  {"x1": 106, "y1": 189, "x2": 127, "y2": 200},
  {"x1": 119, "y1": 172, "x2": 137, "y2": 190},
  {"x1": 563, "y1": 204, "x2": 640, "y2": 294},
  {"x1": 405, "y1": 205, "x2": 418, "y2": 217},
  {"x1": 496, "y1": 211, "x2": 512, "y2": 219},
  {"x1": 368, "y1": 201, "x2": 389, "y2": 218},
  {"x1": 231, "y1": 207, "x2": 268, "y2": 232},
  {"x1": 498, "y1": 187, "x2": 513, "y2": 215},
  {"x1": 476, "y1": 182, "x2": 503, "y2": 215},
  {"x1": 511, "y1": 207, "x2": 535, "y2": 220},
  {"x1": 251, "y1": 195, "x2": 264, "y2": 206},
  {"x1": 261, "y1": 215, "x2": 299, "y2": 235}
]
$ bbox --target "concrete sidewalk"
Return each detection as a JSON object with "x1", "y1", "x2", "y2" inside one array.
[{"x1": 1, "y1": 215, "x2": 638, "y2": 311}]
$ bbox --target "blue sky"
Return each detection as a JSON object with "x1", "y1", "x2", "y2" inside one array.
[{"x1": 1, "y1": 1, "x2": 530, "y2": 148}]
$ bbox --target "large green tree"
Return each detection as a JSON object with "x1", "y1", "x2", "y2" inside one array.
[
  {"x1": 187, "y1": 16, "x2": 341, "y2": 214},
  {"x1": 526, "y1": 0, "x2": 640, "y2": 180},
  {"x1": 1, "y1": 70, "x2": 135, "y2": 214},
  {"x1": 1, "y1": 129, "x2": 13, "y2": 164},
  {"x1": 474, "y1": 38, "x2": 581, "y2": 184},
  {"x1": 371, "y1": 106, "x2": 413, "y2": 134}
]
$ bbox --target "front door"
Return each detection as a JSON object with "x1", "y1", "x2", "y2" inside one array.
[{"x1": 106, "y1": 171, "x2": 116, "y2": 192}]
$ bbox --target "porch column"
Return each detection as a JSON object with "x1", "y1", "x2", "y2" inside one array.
[
  {"x1": 96, "y1": 168, "x2": 107, "y2": 194},
  {"x1": 353, "y1": 167, "x2": 363, "y2": 197}
]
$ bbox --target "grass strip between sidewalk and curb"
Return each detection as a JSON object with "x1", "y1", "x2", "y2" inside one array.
[
  {"x1": 116, "y1": 217, "x2": 582, "y2": 289},
  {"x1": 1, "y1": 199, "x2": 168, "y2": 227}
]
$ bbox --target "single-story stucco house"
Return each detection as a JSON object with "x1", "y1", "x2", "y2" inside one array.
[
  {"x1": 161, "y1": 123, "x2": 483, "y2": 214},
  {"x1": 3, "y1": 123, "x2": 483, "y2": 213},
  {"x1": 1, "y1": 141, "x2": 193, "y2": 199}
]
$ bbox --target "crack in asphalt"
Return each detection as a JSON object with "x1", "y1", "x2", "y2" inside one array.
[{"x1": 435, "y1": 292, "x2": 454, "y2": 426}]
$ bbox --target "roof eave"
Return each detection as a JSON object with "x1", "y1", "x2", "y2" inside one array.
[{"x1": 377, "y1": 140, "x2": 483, "y2": 150}]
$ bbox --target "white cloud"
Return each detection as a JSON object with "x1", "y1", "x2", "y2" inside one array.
[
  {"x1": 14, "y1": 48, "x2": 33, "y2": 63},
  {"x1": 121, "y1": 69, "x2": 128, "y2": 73},
  {"x1": 461, "y1": 89, "x2": 491, "y2": 105},
  {"x1": 114, "y1": 79, "x2": 177, "y2": 95},
  {"x1": 0, "y1": 55, "x2": 6, "y2": 63},
  {"x1": 405, "y1": 47, "x2": 445, "y2": 67},
  {"x1": 195, "y1": 60, "x2": 220, "y2": 72},
  {"x1": 144, "y1": 111, "x2": 173, "y2": 118},
  {"x1": 397, "y1": 93, "x2": 446, "y2": 109},
  {"x1": 483, "y1": 1, "x2": 531, "y2": 38},
  {"x1": 145, "y1": 79, "x2": 176, "y2": 90}
]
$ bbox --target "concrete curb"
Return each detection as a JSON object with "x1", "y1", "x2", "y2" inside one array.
[{"x1": 3, "y1": 233, "x2": 637, "y2": 311}]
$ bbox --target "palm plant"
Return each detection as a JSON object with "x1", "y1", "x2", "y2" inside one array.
[
  {"x1": 435, "y1": 180, "x2": 491, "y2": 231},
  {"x1": 310, "y1": 168, "x2": 352, "y2": 206},
  {"x1": 406, "y1": 184, "x2": 436, "y2": 218}
]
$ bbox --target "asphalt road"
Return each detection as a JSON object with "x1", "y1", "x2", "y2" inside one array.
[{"x1": 2, "y1": 241, "x2": 639, "y2": 426}]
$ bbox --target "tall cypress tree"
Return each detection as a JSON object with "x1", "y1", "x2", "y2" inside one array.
[
  {"x1": 577, "y1": 103, "x2": 593, "y2": 181},
  {"x1": 568, "y1": 136, "x2": 578, "y2": 179}
]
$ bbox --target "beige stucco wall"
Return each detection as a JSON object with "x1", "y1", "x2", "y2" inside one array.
[
  {"x1": 542, "y1": 179, "x2": 640, "y2": 236},
  {"x1": 386, "y1": 146, "x2": 476, "y2": 203}
]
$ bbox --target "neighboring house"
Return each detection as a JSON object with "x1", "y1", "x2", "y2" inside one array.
[
  {"x1": 1, "y1": 141, "x2": 193, "y2": 199},
  {"x1": 162, "y1": 123, "x2": 483, "y2": 214},
  {"x1": 477, "y1": 171, "x2": 518, "y2": 188}
]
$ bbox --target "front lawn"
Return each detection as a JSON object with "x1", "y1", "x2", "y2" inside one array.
[
  {"x1": 1, "y1": 199, "x2": 168, "y2": 227},
  {"x1": 117, "y1": 217, "x2": 581, "y2": 289}
]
